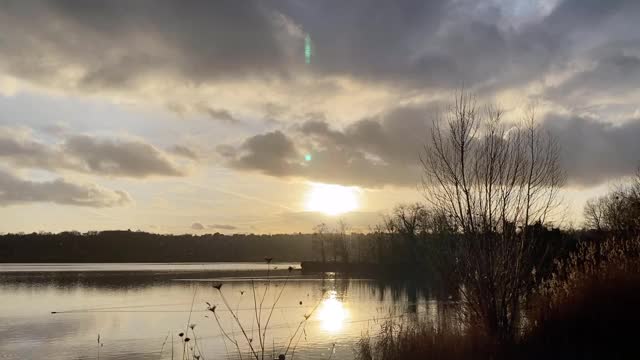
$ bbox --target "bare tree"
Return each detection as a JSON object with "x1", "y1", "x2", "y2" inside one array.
[
  {"x1": 382, "y1": 203, "x2": 454, "y2": 265},
  {"x1": 336, "y1": 219, "x2": 351, "y2": 263},
  {"x1": 420, "y1": 91, "x2": 565, "y2": 341},
  {"x1": 312, "y1": 223, "x2": 328, "y2": 263},
  {"x1": 583, "y1": 170, "x2": 640, "y2": 236},
  {"x1": 383, "y1": 203, "x2": 428, "y2": 264},
  {"x1": 584, "y1": 198, "x2": 606, "y2": 231}
]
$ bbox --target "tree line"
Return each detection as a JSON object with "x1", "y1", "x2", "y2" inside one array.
[{"x1": 0, "y1": 231, "x2": 318, "y2": 262}]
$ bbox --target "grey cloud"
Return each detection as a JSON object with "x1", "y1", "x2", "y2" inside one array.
[
  {"x1": 198, "y1": 106, "x2": 240, "y2": 124},
  {"x1": 0, "y1": 1, "x2": 299, "y2": 88},
  {"x1": 547, "y1": 53, "x2": 640, "y2": 105},
  {"x1": 542, "y1": 114, "x2": 640, "y2": 186},
  {"x1": 169, "y1": 145, "x2": 198, "y2": 160},
  {"x1": 0, "y1": 128, "x2": 189, "y2": 177},
  {"x1": 0, "y1": 168, "x2": 131, "y2": 207},
  {"x1": 231, "y1": 131, "x2": 300, "y2": 177},
  {"x1": 0, "y1": 128, "x2": 71, "y2": 169},
  {"x1": 277, "y1": 0, "x2": 638, "y2": 91},
  {"x1": 191, "y1": 222, "x2": 205, "y2": 230},
  {"x1": 208, "y1": 224, "x2": 237, "y2": 230},
  {"x1": 0, "y1": 128, "x2": 189, "y2": 178},
  {"x1": 1, "y1": 0, "x2": 639, "y2": 98},
  {"x1": 215, "y1": 144, "x2": 237, "y2": 159},
  {"x1": 223, "y1": 104, "x2": 640, "y2": 188},
  {"x1": 222, "y1": 104, "x2": 434, "y2": 187},
  {"x1": 40, "y1": 123, "x2": 69, "y2": 136},
  {"x1": 169, "y1": 102, "x2": 242, "y2": 124},
  {"x1": 64, "y1": 135, "x2": 184, "y2": 177}
]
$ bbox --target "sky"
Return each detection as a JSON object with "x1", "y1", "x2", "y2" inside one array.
[{"x1": 0, "y1": 0, "x2": 639, "y2": 234}]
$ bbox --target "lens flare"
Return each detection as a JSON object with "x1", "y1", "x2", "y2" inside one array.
[{"x1": 305, "y1": 34, "x2": 312, "y2": 64}]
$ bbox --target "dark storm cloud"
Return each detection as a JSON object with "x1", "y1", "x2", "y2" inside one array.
[
  {"x1": 221, "y1": 104, "x2": 434, "y2": 187},
  {"x1": 542, "y1": 115, "x2": 640, "y2": 186},
  {"x1": 0, "y1": 128, "x2": 189, "y2": 178},
  {"x1": 0, "y1": 168, "x2": 131, "y2": 207},
  {"x1": 0, "y1": 0, "x2": 638, "y2": 94},
  {"x1": 0, "y1": 0, "x2": 297, "y2": 87},
  {"x1": 277, "y1": 0, "x2": 640, "y2": 91}
]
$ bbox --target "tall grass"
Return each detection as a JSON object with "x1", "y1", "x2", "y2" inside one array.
[
  {"x1": 169, "y1": 259, "x2": 322, "y2": 360},
  {"x1": 356, "y1": 236, "x2": 640, "y2": 360},
  {"x1": 355, "y1": 315, "x2": 501, "y2": 360}
]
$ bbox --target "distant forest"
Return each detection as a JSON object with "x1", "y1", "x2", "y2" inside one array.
[
  {"x1": 0, "y1": 229, "x2": 416, "y2": 263},
  {"x1": 0, "y1": 225, "x2": 581, "y2": 267},
  {"x1": 0, "y1": 231, "x2": 321, "y2": 263}
]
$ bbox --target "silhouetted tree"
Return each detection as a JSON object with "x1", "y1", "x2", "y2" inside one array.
[
  {"x1": 584, "y1": 170, "x2": 640, "y2": 237},
  {"x1": 421, "y1": 91, "x2": 565, "y2": 341},
  {"x1": 312, "y1": 223, "x2": 329, "y2": 263}
]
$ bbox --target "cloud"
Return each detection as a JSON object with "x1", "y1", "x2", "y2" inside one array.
[
  {"x1": 221, "y1": 104, "x2": 434, "y2": 187},
  {"x1": 1, "y1": 0, "x2": 640, "y2": 122},
  {"x1": 0, "y1": 128, "x2": 72, "y2": 169},
  {"x1": 222, "y1": 102, "x2": 640, "y2": 188},
  {"x1": 192, "y1": 223, "x2": 237, "y2": 231},
  {"x1": 169, "y1": 145, "x2": 198, "y2": 160},
  {"x1": 0, "y1": 168, "x2": 131, "y2": 207},
  {"x1": 231, "y1": 130, "x2": 300, "y2": 176},
  {"x1": 546, "y1": 53, "x2": 640, "y2": 106},
  {"x1": 197, "y1": 106, "x2": 240, "y2": 124},
  {"x1": 542, "y1": 114, "x2": 640, "y2": 186},
  {"x1": 215, "y1": 144, "x2": 237, "y2": 158},
  {"x1": 0, "y1": 128, "x2": 190, "y2": 178},
  {"x1": 208, "y1": 224, "x2": 237, "y2": 230},
  {"x1": 0, "y1": 1, "x2": 298, "y2": 84},
  {"x1": 63, "y1": 135, "x2": 184, "y2": 177},
  {"x1": 191, "y1": 222, "x2": 205, "y2": 230}
]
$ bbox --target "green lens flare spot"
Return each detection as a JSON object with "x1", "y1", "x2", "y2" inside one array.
[
  {"x1": 305, "y1": 34, "x2": 312, "y2": 64},
  {"x1": 305, "y1": 154, "x2": 312, "y2": 162}
]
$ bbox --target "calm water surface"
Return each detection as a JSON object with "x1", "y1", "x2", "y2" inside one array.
[{"x1": 0, "y1": 263, "x2": 443, "y2": 359}]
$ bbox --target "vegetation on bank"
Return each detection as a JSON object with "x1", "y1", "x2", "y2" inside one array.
[{"x1": 356, "y1": 235, "x2": 640, "y2": 360}]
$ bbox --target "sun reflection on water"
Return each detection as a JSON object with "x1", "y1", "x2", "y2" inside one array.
[{"x1": 318, "y1": 290, "x2": 348, "y2": 332}]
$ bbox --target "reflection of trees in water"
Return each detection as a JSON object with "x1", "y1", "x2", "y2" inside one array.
[
  {"x1": 0, "y1": 269, "x2": 296, "y2": 290},
  {"x1": 319, "y1": 272, "x2": 350, "y2": 301},
  {"x1": 337, "y1": 276, "x2": 466, "y2": 328}
]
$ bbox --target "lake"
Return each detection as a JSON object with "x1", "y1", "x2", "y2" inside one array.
[{"x1": 0, "y1": 263, "x2": 447, "y2": 359}]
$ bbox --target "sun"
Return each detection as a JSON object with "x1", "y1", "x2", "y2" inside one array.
[{"x1": 305, "y1": 183, "x2": 360, "y2": 216}]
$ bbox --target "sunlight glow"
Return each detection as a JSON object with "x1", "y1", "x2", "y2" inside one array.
[
  {"x1": 318, "y1": 291, "x2": 347, "y2": 332},
  {"x1": 305, "y1": 183, "x2": 359, "y2": 216}
]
